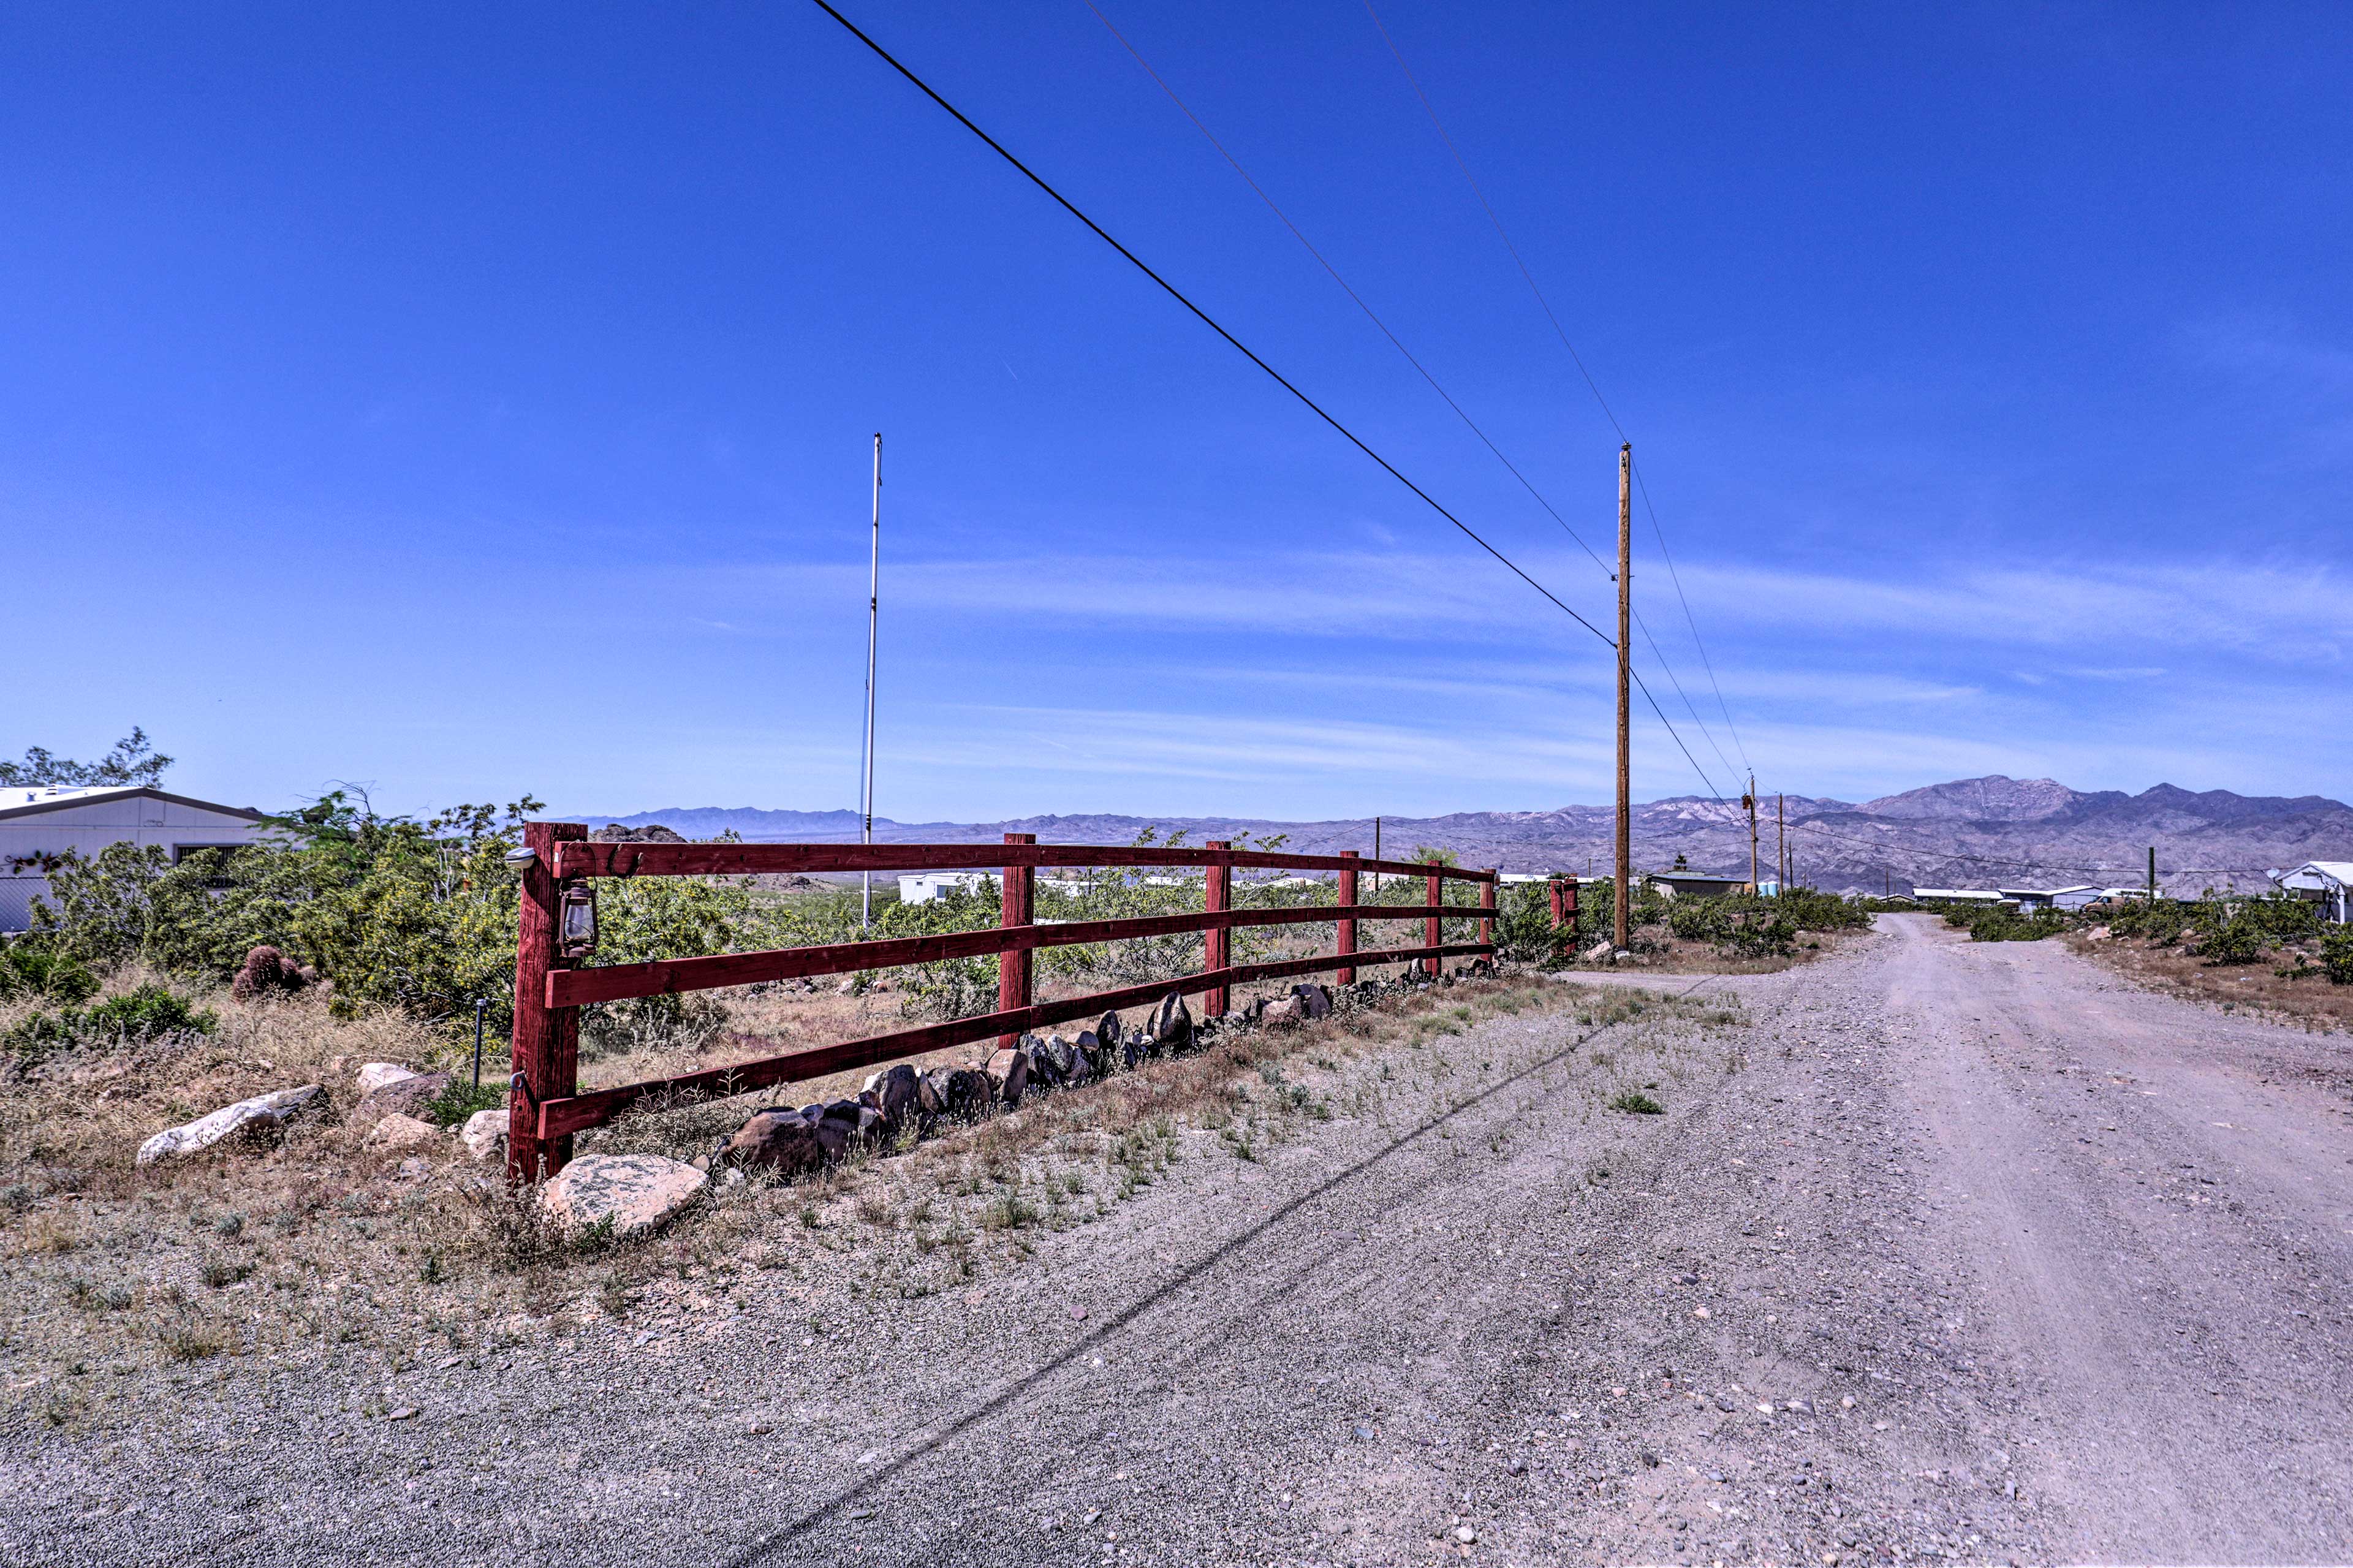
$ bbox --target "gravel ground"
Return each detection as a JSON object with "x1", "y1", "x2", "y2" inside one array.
[{"x1": 10, "y1": 914, "x2": 2351, "y2": 1566}]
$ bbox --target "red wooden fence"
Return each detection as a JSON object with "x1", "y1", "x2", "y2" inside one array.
[{"x1": 505, "y1": 827, "x2": 1497, "y2": 1181}]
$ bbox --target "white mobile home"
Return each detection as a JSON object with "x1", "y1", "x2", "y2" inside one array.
[
  {"x1": 1999, "y1": 885, "x2": 2104, "y2": 913},
  {"x1": 0, "y1": 786, "x2": 270, "y2": 932},
  {"x1": 2271, "y1": 862, "x2": 2353, "y2": 924}
]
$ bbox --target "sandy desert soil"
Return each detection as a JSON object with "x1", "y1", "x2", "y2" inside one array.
[{"x1": 8, "y1": 915, "x2": 2351, "y2": 1566}]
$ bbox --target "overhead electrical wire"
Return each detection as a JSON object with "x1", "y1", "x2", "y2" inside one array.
[
  {"x1": 1358, "y1": 0, "x2": 1754, "y2": 789},
  {"x1": 800, "y1": 0, "x2": 1626, "y2": 655},
  {"x1": 806, "y1": 0, "x2": 1740, "y2": 811},
  {"x1": 1079, "y1": 0, "x2": 1740, "y2": 794}
]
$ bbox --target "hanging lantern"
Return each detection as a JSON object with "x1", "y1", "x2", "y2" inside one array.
[{"x1": 558, "y1": 883, "x2": 598, "y2": 958}]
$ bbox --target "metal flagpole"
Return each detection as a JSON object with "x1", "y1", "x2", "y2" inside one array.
[{"x1": 861, "y1": 433, "x2": 882, "y2": 929}]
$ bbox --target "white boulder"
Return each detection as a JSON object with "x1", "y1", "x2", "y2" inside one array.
[
  {"x1": 135, "y1": 1085, "x2": 326, "y2": 1167},
  {"x1": 366, "y1": 1112, "x2": 442, "y2": 1151},
  {"x1": 357, "y1": 1062, "x2": 422, "y2": 1094},
  {"x1": 538, "y1": 1154, "x2": 705, "y2": 1237},
  {"x1": 461, "y1": 1107, "x2": 509, "y2": 1162}
]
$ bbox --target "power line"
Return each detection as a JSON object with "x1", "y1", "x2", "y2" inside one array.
[
  {"x1": 1081, "y1": 0, "x2": 1612, "y2": 575},
  {"x1": 1358, "y1": 0, "x2": 1625, "y2": 442},
  {"x1": 802, "y1": 0, "x2": 1619, "y2": 643},
  {"x1": 1358, "y1": 2, "x2": 1755, "y2": 790},
  {"x1": 1632, "y1": 460, "x2": 1751, "y2": 773},
  {"x1": 1082, "y1": 1, "x2": 1741, "y2": 794}
]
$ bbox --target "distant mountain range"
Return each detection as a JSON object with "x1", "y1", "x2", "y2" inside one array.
[{"x1": 567, "y1": 776, "x2": 2353, "y2": 896}]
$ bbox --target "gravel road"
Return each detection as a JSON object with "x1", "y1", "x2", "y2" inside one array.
[{"x1": 13, "y1": 914, "x2": 2351, "y2": 1566}]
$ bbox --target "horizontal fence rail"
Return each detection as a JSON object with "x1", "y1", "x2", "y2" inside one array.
[
  {"x1": 505, "y1": 825, "x2": 1501, "y2": 1181},
  {"x1": 552, "y1": 840, "x2": 1496, "y2": 882},
  {"x1": 530, "y1": 942, "x2": 1490, "y2": 1140},
  {"x1": 549, "y1": 901, "x2": 1472, "y2": 1008}
]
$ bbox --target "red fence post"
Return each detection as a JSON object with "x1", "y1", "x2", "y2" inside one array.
[
  {"x1": 998, "y1": 833, "x2": 1034, "y2": 1051},
  {"x1": 1479, "y1": 871, "x2": 1497, "y2": 953},
  {"x1": 1336, "y1": 850, "x2": 1359, "y2": 985},
  {"x1": 509, "y1": 820, "x2": 587, "y2": 1183},
  {"x1": 1425, "y1": 866, "x2": 1443, "y2": 979},
  {"x1": 1204, "y1": 840, "x2": 1232, "y2": 1018}
]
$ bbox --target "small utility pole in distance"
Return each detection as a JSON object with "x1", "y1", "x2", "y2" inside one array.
[
  {"x1": 860, "y1": 433, "x2": 883, "y2": 930},
  {"x1": 1614, "y1": 443, "x2": 1632, "y2": 952},
  {"x1": 2148, "y1": 845, "x2": 2156, "y2": 900},
  {"x1": 1777, "y1": 793, "x2": 1786, "y2": 892}
]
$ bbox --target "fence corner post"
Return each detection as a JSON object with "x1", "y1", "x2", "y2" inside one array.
[
  {"x1": 509, "y1": 820, "x2": 588, "y2": 1183},
  {"x1": 1479, "y1": 871, "x2": 1497, "y2": 955},
  {"x1": 1336, "y1": 850, "x2": 1359, "y2": 985},
  {"x1": 998, "y1": 833, "x2": 1036, "y2": 1052},
  {"x1": 1425, "y1": 864, "x2": 1444, "y2": 979},
  {"x1": 1202, "y1": 842, "x2": 1233, "y2": 1018}
]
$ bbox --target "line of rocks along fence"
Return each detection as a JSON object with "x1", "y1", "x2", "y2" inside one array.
[{"x1": 504, "y1": 823, "x2": 1500, "y2": 1181}]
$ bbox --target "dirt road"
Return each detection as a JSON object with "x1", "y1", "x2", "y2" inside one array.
[{"x1": 15, "y1": 915, "x2": 2352, "y2": 1565}]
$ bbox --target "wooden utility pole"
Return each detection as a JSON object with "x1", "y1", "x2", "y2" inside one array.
[
  {"x1": 1743, "y1": 774, "x2": 1759, "y2": 893},
  {"x1": 1615, "y1": 444, "x2": 1632, "y2": 951},
  {"x1": 1777, "y1": 793, "x2": 1786, "y2": 892}
]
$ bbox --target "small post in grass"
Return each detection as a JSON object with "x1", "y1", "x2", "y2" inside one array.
[
  {"x1": 471, "y1": 997, "x2": 488, "y2": 1093},
  {"x1": 1336, "y1": 850, "x2": 1359, "y2": 985}
]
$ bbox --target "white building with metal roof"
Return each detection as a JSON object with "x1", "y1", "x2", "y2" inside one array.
[
  {"x1": 2270, "y1": 862, "x2": 2353, "y2": 924},
  {"x1": 0, "y1": 786, "x2": 270, "y2": 932}
]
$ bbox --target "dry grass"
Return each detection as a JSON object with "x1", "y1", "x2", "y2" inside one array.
[
  {"x1": 2071, "y1": 932, "x2": 2353, "y2": 1033},
  {"x1": 0, "y1": 947, "x2": 1745, "y2": 1425}
]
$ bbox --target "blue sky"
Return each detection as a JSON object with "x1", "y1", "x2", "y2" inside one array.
[{"x1": 5, "y1": 2, "x2": 2347, "y2": 822}]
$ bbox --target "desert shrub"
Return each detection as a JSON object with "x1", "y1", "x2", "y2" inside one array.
[
  {"x1": 420, "y1": 1077, "x2": 507, "y2": 1127},
  {"x1": 7, "y1": 982, "x2": 216, "y2": 1056},
  {"x1": 1495, "y1": 882, "x2": 1574, "y2": 964},
  {"x1": 2196, "y1": 915, "x2": 2265, "y2": 967},
  {"x1": 2321, "y1": 928, "x2": 2353, "y2": 985},
  {"x1": 1963, "y1": 906, "x2": 2065, "y2": 943},
  {"x1": 2237, "y1": 895, "x2": 2321, "y2": 942},
  {"x1": 0, "y1": 942, "x2": 97, "y2": 1006},
  {"x1": 1775, "y1": 888, "x2": 1872, "y2": 932}
]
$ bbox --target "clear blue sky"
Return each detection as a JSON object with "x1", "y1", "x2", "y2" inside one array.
[{"x1": 6, "y1": 2, "x2": 2347, "y2": 821}]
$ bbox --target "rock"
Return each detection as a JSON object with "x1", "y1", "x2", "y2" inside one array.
[
  {"x1": 2087, "y1": 925, "x2": 2112, "y2": 941},
  {"x1": 1148, "y1": 993, "x2": 1192, "y2": 1053},
  {"x1": 366, "y1": 1113, "x2": 442, "y2": 1151},
  {"x1": 986, "y1": 1048, "x2": 1033, "y2": 1108},
  {"x1": 1466, "y1": 957, "x2": 1495, "y2": 977},
  {"x1": 1263, "y1": 996, "x2": 1306, "y2": 1028},
  {"x1": 1290, "y1": 983, "x2": 1332, "y2": 1020},
  {"x1": 461, "y1": 1108, "x2": 509, "y2": 1162},
  {"x1": 726, "y1": 1108, "x2": 828, "y2": 1178},
  {"x1": 862, "y1": 1064, "x2": 920, "y2": 1127},
  {"x1": 1582, "y1": 939, "x2": 1616, "y2": 963},
  {"x1": 356, "y1": 1062, "x2": 422, "y2": 1095},
  {"x1": 135, "y1": 1085, "x2": 327, "y2": 1166},
  {"x1": 944, "y1": 1067, "x2": 995, "y2": 1119},
  {"x1": 538, "y1": 1153, "x2": 705, "y2": 1236},
  {"x1": 350, "y1": 1072, "x2": 453, "y2": 1131},
  {"x1": 1506, "y1": 1456, "x2": 1527, "y2": 1475},
  {"x1": 1454, "y1": 1526, "x2": 1478, "y2": 1544}
]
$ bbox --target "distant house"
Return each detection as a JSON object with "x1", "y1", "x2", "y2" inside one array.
[
  {"x1": 1644, "y1": 873, "x2": 1749, "y2": 900},
  {"x1": 895, "y1": 871, "x2": 997, "y2": 904},
  {"x1": 1, "y1": 786, "x2": 270, "y2": 933},
  {"x1": 1911, "y1": 888, "x2": 2009, "y2": 908},
  {"x1": 2271, "y1": 862, "x2": 2353, "y2": 924},
  {"x1": 1999, "y1": 885, "x2": 2104, "y2": 912}
]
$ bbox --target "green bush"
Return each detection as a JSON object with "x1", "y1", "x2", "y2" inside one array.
[
  {"x1": 2321, "y1": 928, "x2": 2353, "y2": 985},
  {"x1": 2196, "y1": 916, "x2": 2264, "y2": 967},
  {"x1": 0, "y1": 942, "x2": 97, "y2": 1006},
  {"x1": 1962, "y1": 906, "x2": 2066, "y2": 943},
  {"x1": 7, "y1": 982, "x2": 216, "y2": 1057}
]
